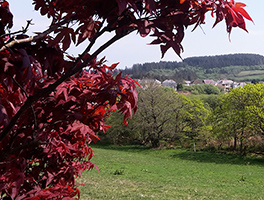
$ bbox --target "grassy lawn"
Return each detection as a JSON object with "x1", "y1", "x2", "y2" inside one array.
[{"x1": 77, "y1": 145, "x2": 264, "y2": 200}]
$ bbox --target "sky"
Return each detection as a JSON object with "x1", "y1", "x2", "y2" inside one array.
[{"x1": 8, "y1": 0, "x2": 264, "y2": 69}]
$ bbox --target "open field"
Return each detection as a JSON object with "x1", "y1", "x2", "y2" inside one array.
[
  {"x1": 77, "y1": 145, "x2": 264, "y2": 200},
  {"x1": 232, "y1": 70, "x2": 264, "y2": 81},
  {"x1": 234, "y1": 74, "x2": 264, "y2": 82},
  {"x1": 236, "y1": 70, "x2": 264, "y2": 77}
]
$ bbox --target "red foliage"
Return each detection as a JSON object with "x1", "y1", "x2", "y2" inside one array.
[{"x1": 0, "y1": 0, "x2": 251, "y2": 199}]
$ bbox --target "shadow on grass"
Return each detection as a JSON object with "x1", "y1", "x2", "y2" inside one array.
[
  {"x1": 171, "y1": 150, "x2": 264, "y2": 167},
  {"x1": 91, "y1": 143, "x2": 264, "y2": 167},
  {"x1": 90, "y1": 143, "x2": 151, "y2": 153}
]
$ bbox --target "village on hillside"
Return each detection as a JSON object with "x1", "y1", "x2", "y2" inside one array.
[{"x1": 136, "y1": 78, "x2": 254, "y2": 93}]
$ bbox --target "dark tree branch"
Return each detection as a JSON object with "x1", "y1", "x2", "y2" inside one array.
[
  {"x1": 0, "y1": 19, "x2": 33, "y2": 38},
  {"x1": 0, "y1": 18, "x2": 71, "y2": 52},
  {"x1": 8, "y1": 73, "x2": 38, "y2": 129}
]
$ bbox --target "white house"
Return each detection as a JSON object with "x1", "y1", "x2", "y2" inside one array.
[{"x1": 162, "y1": 79, "x2": 177, "y2": 91}]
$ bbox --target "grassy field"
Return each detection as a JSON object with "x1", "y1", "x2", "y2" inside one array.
[
  {"x1": 236, "y1": 70, "x2": 264, "y2": 77},
  {"x1": 232, "y1": 70, "x2": 264, "y2": 81},
  {"x1": 234, "y1": 74, "x2": 264, "y2": 82},
  {"x1": 77, "y1": 145, "x2": 264, "y2": 200}
]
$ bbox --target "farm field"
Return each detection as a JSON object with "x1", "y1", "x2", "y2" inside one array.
[
  {"x1": 234, "y1": 74, "x2": 264, "y2": 82},
  {"x1": 233, "y1": 70, "x2": 264, "y2": 81},
  {"x1": 77, "y1": 145, "x2": 264, "y2": 200},
  {"x1": 236, "y1": 70, "x2": 264, "y2": 77}
]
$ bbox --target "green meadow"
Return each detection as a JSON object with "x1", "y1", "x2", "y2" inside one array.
[{"x1": 77, "y1": 145, "x2": 264, "y2": 200}]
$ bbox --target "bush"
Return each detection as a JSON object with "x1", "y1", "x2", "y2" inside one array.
[{"x1": 182, "y1": 84, "x2": 220, "y2": 95}]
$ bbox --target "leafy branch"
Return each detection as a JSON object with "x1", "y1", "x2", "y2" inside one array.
[{"x1": 0, "y1": 26, "x2": 136, "y2": 141}]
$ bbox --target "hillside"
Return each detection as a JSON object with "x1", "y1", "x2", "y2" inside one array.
[{"x1": 120, "y1": 53, "x2": 264, "y2": 82}]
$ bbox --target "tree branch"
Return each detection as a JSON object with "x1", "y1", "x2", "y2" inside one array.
[
  {"x1": 0, "y1": 28, "x2": 136, "y2": 141},
  {"x1": 0, "y1": 19, "x2": 33, "y2": 38},
  {"x1": 0, "y1": 18, "x2": 71, "y2": 52},
  {"x1": 7, "y1": 73, "x2": 38, "y2": 129}
]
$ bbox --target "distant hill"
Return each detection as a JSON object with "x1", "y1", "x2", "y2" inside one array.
[
  {"x1": 183, "y1": 54, "x2": 264, "y2": 69},
  {"x1": 120, "y1": 53, "x2": 264, "y2": 82}
]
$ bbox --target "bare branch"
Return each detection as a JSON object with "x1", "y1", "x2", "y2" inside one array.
[
  {"x1": 0, "y1": 37, "x2": 33, "y2": 51},
  {"x1": 0, "y1": 19, "x2": 33, "y2": 38}
]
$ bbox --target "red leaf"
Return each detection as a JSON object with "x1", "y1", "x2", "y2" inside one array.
[
  {"x1": 90, "y1": 134, "x2": 100, "y2": 143},
  {"x1": 46, "y1": 172, "x2": 55, "y2": 187},
  {"x1": 137, "y1": 20, "x2": 151, "y2": 37},
  {"x1": 116, "y1": 0, "x2": 127, "y2": 15},
  {"x1": 233, "y1": 3, "x2": 253, "y2": 22},
  {"x1": 48, "y1": 31, "x2": 65, "y2": 47},
  {"x1": 104, "y1": 62, "x2": 119, "y2": 72},
  {"x1": 76, "y1": 20, "x2": 100, "y2": 45},
  {"x1": 100, "y1": 124, "x2": 111, "y2": 133},
  {"x1": 0, "y1": 104, "x2": 9, "y2": 127},
  {"x1": 235, "y1": 2, "x2": 246, "y2": 8},
  {"x1": 1, "y1": 1, "x2": 9, "y2": 8},
  {"x1": 145, "y1": 0, "x2": 156, "y2": 12},
  {"x1": 131, "y1": 78, "x2": 141, "y2": 87},
  {"x1": 62, "y1": 32, "x2": 71, "y2": 51},
  {"x1": 180, "y1": 0, "x2": 185, "y2": 4}
]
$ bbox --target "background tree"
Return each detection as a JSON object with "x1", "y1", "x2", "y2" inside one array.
[
  {"x1": 104, "y1": 85, "x2": 210, "y2": 148},
  {"x1": 181, "y1": 84, "x2": 221, "y2": 95},
  {"x1": 242, "y1": 84, "x2": 264, "y2": 134},
  {"x1": 173, "y1": 96, "x2": 209, "y2": 147},
  {"x1": 99, "y1": 112, "x2": 140, "y2": 145},
  {"x1": 136, "y1": 85, "x2": 176, "y2": 147},
  {"x1": 209, "y1": 86, "x2": 260, "y2": 153},
  {"x1": 0, "y1": 0, "x2": 252, "y2": 199},
  {"x1": 136, "y1": 87, "x2": 209, "y2": 148}
]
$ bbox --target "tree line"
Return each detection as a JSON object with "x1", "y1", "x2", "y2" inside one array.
[
  {"x1": 183, "y1": 53, "x2": 264, "y2": 69},
  {"x1": 101, "y1": 82, "x2": 264, "y2": 154},
  {"x1": 120, "y1": 54, "x2": 264, "y2": 82}
]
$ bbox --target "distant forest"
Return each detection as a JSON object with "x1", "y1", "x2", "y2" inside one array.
[{"x1": 120, "y1": 54, "x2": 264, "y2": 82}]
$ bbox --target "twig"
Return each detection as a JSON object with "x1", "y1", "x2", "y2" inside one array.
[
  {"x1": 0, "y1": 19, "x2": 33, "y2": 38},
  {"x1": 0, "y1": 18, "x2": 71, "y2": 52}
]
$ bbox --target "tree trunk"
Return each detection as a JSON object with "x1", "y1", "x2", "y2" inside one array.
[
  {"x1": 240, "y1": 138, "x2": 243, "y2": 154},
  {"x1": 234, "y1": 134, "x2": 237, "y2": 150},
  {"x1": 151, "y1": 138, "x2": 160, "y2": 148},
  {"x1": 240, "y1": 130, "x2": 244, "y2": 154}
]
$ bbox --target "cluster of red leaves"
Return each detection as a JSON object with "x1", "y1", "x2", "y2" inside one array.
[
  {"x1": 0, "y1": 43, "x2": 138, "y2": 199},
  {"x1": 32, "y1": 0, "x2": 252, "y2": 57},
  {"x1": 0, "y1": 1, "x2": 138, "y2": 199},
  {"x1": 0, "y1": 0, "x2": 251, "y2": 199}
]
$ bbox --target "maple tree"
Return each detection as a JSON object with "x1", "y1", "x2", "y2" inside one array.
[{"x1": 0, "y1": 0, "x2": 252, "y2": 199}]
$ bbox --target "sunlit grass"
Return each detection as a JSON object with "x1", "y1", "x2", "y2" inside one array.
[{"x1": 77, "y1": 145, "x2": 264, "y2": 199}]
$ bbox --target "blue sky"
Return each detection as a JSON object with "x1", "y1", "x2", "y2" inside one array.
[{"x1": 9, "y1": 0, "x2": 264, "y2": 69}]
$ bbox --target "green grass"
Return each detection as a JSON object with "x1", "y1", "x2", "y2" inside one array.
[
  {"x1": 234, "y1": 74, "x2": 264, "y2": 82},
  {"x1": 236, "y1": 70, "x2": 264, "y2": 77},
  {"x1": 77, "y1": 145, "x2": 264, "y2": 199}
]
